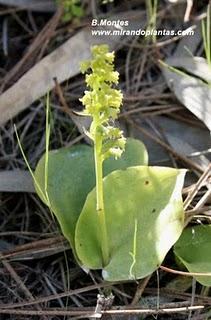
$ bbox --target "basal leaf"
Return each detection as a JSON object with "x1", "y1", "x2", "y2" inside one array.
[
  {"x1": 174, "y1": 225, "x2": 211, "y2": 286},
  {"x1": 75, "y1": 166, "x2": 186, "y2": 281},
  {"x1": 34, "y1": 138, "x2": 148, "y2": 250}
]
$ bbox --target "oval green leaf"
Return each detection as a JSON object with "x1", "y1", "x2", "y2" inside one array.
[
  {"x1": 75, "y1": 166, "x2": 186, "y2": 281},
  {"x1": 34, "y1": 138, "x2": 148, "y2": 250},
  {"x1": 174, "y1": 225, "x2": 211, "y2": 286}
]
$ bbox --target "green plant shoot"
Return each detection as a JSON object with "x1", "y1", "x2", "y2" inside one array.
[
  {"x1": 202, "y1": 3, "x2": 211, "y2": 67},
  {"x1": 57, "y1": 0, "x2": 84, "y2": 22},
  {"x1": 80, "y1": 44, "x2": 126, "y2": 266},
  {"x1": 146, "y1": 0, "x2": 158, "y2": 43}
]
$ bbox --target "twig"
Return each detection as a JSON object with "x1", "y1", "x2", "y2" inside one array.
[
  {"x1": 188, "y1": 278, "x2": 196, "y2": 320},
  {"x1": 0, "y1": 305, "x2": 205, "y2": 317},
  {"x1": 193, "y1": 188, "x2": 211, "y2": 211},
  {"x1": 185, "y1": 206, "x2": 211, "y2": 218},
  {"x1": 120, "y1": 105, "x2": 182, "y2": 118},
  {"x1": 0, "y1": 6, "x2": 63, "y2": 92},
  {"x1": 0, "y1": 255, "x2": 48, "y2": 320},
  {"x1": 130, "y1": 275, "x2": 151, "y2": 306},
  {"x1": 0, "y1": 282, "x2": 120, "y2": 309},
  {"x1": 0, "y1": 257, "x2": 34, "y2": 300},
  {"x1": 53, "y1": 78, "x2": 73, "y2": 117},
  {"x1": 184, "y1": 164, "x2": 211, "y2": 209},
  {"x1": 125, "y1": 117, "x2": 203, "y2": 173},
  {"x1": 145, "y1": 287, "x2": 211, "y2": 304},
  {"x1": 0, "y1": 236, "x2": 68, "y2": 260},
  {"x1": 53, "y1": 77, "x2": 91, "y2": 143},
  {"x1": 184, "y1": 0, "x2": 193, "y2": 22},
  {"x1": 160, "y1": 265, "x2": 211, "y2": 277},
  {"x1": 124, "y1": 93, "x2": 172, "y2": 102}
]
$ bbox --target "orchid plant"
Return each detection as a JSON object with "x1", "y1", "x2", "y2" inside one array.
[{"x1": 34, "y1": 45, "x2": 188, "y2": 281}]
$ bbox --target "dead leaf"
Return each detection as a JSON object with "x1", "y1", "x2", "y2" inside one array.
[
  {"x1": 131, "y1": 116, "x2": 211, "y2": 165},
  {"x1": 165, "y1": 57, "x2": 211, "y2": 82},
  {"x1": 161, "y1": 57, "x2": 211, "y2": 131},
  {"x1": 0, "y1": 170, "x2": 34, "y2": 193}
]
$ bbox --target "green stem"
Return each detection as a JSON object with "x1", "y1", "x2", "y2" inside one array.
[
  {"x1": 94, "y1": 130, "x2": 110, "y2": 267},
  {"x1": 207, "y1": 4, "x2": 211, "y2": 66}
]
